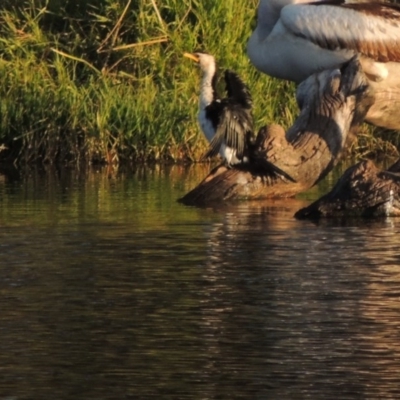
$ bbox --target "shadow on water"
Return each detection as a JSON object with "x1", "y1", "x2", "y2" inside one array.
[{"x1": 0, "y1": 164, "x2": 400, "y2": 399}]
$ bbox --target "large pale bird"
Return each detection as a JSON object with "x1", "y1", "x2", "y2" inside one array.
[{"x1": 247, "y1": 0, "x2": 400, "y2": 129}]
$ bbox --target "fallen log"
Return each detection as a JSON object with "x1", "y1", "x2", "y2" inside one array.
[
  {"x1": 179, "y1": 57, "x2": 374, "y2": 206},
  {"x1": 295, "y1": 159, "x2": 400, "y2": 219}
]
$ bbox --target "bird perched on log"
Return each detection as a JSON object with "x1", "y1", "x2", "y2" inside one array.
[
  {"x1": 247, "y1": 0, "x2": 400, "y2": 129},
  {"x1": 184, "y1": 52, "x2": 254, "y2": 166}
]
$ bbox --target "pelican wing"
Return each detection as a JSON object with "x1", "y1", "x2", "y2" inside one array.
[{"x1": 280, "y1": 3, "x2": 400, "y2": 62}]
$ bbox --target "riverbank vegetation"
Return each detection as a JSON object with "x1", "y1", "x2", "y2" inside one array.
[{"x1": 0, "y1": 0, "x2": 398, "y2": 165}]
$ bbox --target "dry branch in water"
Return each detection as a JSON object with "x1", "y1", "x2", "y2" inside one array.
[{"x1": 179, "y1": 58, "x2": 374, "y2": 206}]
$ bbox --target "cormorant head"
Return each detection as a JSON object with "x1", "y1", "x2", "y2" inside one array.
[{"x1": 183, "y1": 52, "x2": 216, "y2": 74}]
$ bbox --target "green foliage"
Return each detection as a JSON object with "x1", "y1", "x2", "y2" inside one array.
[{"x1": 0, "y1": 0, "x2": 394, "y2": 164}]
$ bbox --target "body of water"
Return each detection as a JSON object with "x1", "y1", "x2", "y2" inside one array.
[{"x1": 0, "y1": 164, "x2": 399, "y2": 399}]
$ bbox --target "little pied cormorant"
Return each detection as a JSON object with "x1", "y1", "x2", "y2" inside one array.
[{"x1": 184, "y1": 52, "x2": 254, "y2": 166}]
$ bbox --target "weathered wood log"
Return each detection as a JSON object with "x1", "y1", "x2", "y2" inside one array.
[
  {"x1": 295, "y1": 159, "x2": 400, "y2": 219},
  {"x1": 179, "y1": 57, "x2": 374, "y2": 206}
]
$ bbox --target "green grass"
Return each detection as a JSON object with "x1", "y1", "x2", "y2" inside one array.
[{"x1": 0, "y1": 0, "x2": 397, "y2": 164}]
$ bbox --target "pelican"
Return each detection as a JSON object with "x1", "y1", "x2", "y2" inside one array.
[
  {"x1": 247, "y1": 0, "x2": 400, "y2": 129},
  {"x1": 184, "y1": 52, "x2": 254, "y2": 166}
]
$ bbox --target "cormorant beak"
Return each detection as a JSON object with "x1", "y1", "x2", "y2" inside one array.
[{"x1": 183, "y1": 52, "x2": 199, "y2": 63}]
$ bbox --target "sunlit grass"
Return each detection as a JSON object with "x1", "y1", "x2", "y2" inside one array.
[{"x1": 0, "y1": 0, "x2": 397, "y2": 164}]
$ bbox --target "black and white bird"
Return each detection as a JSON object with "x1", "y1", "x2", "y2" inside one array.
[
  {"x1": 184, "y1": 52, "x2": 254, "y2": 166},
  {"x1": 247, "y1": 0, "x2": 400, "y2": 129}
]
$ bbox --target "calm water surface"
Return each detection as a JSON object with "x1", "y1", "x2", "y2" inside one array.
[{"x1": 0, "y1": 164, "x2": 400, "y2": 400}]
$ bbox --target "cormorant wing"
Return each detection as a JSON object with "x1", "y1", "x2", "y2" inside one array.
[
  {"x1": 279, "y1": 2, "x2": 400, "y2": 62},
  {"x1": 254, "y1": 158, "x2": 297, "y2": 182},
  {"x1": 203, "y1": 103, "x2": 252, "y2": 160},
  {"x1": 224, "y1": 70, "x2": 253, "y2": 109}
]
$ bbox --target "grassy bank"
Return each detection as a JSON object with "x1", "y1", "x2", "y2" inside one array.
[{"x1": 0, "y1": 0, "x2": 397, "y2": 164}]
